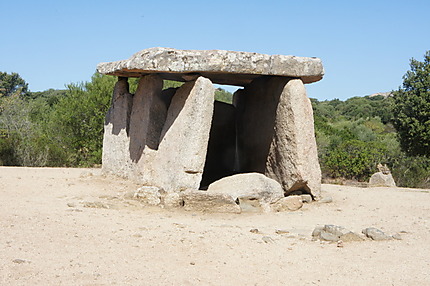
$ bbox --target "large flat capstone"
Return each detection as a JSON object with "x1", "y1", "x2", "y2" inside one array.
[{"x1": 97, "y1": 47, "x2": 324, "y2": 85}]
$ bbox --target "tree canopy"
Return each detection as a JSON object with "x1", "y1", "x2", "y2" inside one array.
[
  {"x1": 0, "y1": 72, "x2": 29, "y2": 98},
  {"x1": 392, "y1": 51, "x2": 430, "y2": 157}
]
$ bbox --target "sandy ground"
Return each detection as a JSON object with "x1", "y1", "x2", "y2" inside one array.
[{"x1": 0, "y1": 167, "x2": 429, "y2": 286}]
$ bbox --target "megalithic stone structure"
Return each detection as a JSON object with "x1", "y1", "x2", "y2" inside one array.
[{"x1": 98, "y1": 47, "x2": 324, "y2": 198}]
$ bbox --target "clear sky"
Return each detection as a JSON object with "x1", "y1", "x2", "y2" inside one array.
[{"x1": 1, "y1": 0, "x2": 429, "y2": 100}]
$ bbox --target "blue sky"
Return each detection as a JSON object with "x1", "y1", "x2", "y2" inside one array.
[{"x1": 1, "y1": 0, "x2": 429, "y2": 100}]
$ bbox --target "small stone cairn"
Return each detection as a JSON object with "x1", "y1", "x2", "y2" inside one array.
[{"x1": 369, "y1": 163, "x2": 396, "y2": 187}]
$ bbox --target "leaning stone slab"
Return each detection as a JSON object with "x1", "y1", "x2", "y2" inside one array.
[
  {"x1": 182, "y1": 190, "x2": 241, "y2": 213},
  {"x1": 139, "y1": 77, "x2": 215, "y2": 192},
  {"x1": 97, "y1": 47, "x2": 324, "y2": 85},
  {"x1": 207, "y1": 173, "x2": 284, "y2": 212}
]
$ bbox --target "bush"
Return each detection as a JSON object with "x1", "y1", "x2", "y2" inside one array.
[
  {"x1": 391, "y1": 156, "x2": 430, "y2": 188},
  {"x1": 322, "y1": 139, "x2": 388, "y2": 180}
]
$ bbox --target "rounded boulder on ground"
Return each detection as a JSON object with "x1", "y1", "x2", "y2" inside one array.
[{"x1": 207, "y1": 173, "x2": 284, "y2": 211}]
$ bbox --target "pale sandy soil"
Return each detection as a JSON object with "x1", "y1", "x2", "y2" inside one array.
[{"x1": 1, "y1": 167, "x2": 429, "y2": 286}]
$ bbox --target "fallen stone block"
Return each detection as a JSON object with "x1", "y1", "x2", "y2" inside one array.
[
  {"x1": 271, "y1": 196, "x2": 303, "y2": 212},
  {"x1": 181, "y1": 190, "x2": 241, "y2": 213}
]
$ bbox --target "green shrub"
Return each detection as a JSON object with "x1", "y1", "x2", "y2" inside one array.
[
  {"x1": 391, "y1": 156, "x2": 430, "y2": 188},
  {"x1": 322, "y1": 139, "x2": 388, "y2": 180}
]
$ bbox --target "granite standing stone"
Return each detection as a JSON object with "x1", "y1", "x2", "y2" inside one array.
[
  {"x1": 102, "y1": 77, "x2": 134, "y2": 177},
  {"x1": 234, "y1": 77, "x2": 321, "y2": 197},
  {"x1": 141, "y1": 77, "x2": 215, "y2": 192}
]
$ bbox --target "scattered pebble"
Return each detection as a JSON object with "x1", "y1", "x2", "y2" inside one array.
[
  {"x1": 262, "y1": 236, "x2": 275, "y2": 243},
  {"x1": 250, "y1": 228, "x2": 259, "y2": 234},
  {"x1": 82, "y1": 201, "x2": 110, "y2": 209},
  {"x1": 319, "y1": 196, "x2": 333, "y2": 203},
  {"x1": 362, "y1": 227, "x2": 392, "y2": 241},
  {"x1": 12, "y1": 259, "x2": 29, "y2": 264},
  {"x1": 392, "y1": 233, "x2": 402, "y2": 240}
]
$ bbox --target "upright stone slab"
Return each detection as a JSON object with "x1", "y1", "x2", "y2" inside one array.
[
  {"x1": 235, "y1": 77, "x2": 321, "y2": 197},
  {"x1": 102, "y1": 77, "x2": 133, "y2": 177},
  {"x1": 141, "y1": 76, "x2": 215, "y2": 192},
  {"x1": 128, "y1": 74, "x2": 164, "y2": 163},
  {"x1": 266, "y1": 78, "x2": 321, "y2": 198}
]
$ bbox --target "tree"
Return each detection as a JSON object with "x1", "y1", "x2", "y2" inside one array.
[
  {"x1": 46, "y1": 73, "x2": 117, "y2": 166},
  {"x1": 392, "y1": 51, "x2": 430, "y2": 157},
  {"x1": 0, "y1": 72, "x2": 29, "y2": 98}
]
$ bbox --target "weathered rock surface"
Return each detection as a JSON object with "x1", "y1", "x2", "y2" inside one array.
[
  {"x1": 266, "y1": 78, "x2": 321, "y2": 197},
  {"x1": 238, "y1": 197, "x2": 263, "y2": 213},
  {"x1": 181, "y1": 190, "x2": 241, "y2": 213},
  {"x1": 339, "y1": 232, "x2": 365, "y2": 242},
  {"x1": 207, "y1": 173, "x2": 284, "y2": 211},
  {"x1": 362, "y1": 227, "x2": 392, "y2": 241},
  {"x1": 163, "y1": 193, "x2": 183, "y2": 209},
  {"x1": 312, "y1": 225, "x2": 363, "y2": 242},
  {"x1": 235, "y1": 77, "x2": 321, "y2": 198},
  {"x1": 369, "y1": 172, "x2": 396, "y2": 187},
  {"x1": 271, "y1": 196, "x2": 303, "y2": 212},
  {"x1": 140, "y1": 77, "x2": 215, "y2": 192},
  {"x1": 133, "y1": 186, "x2": 164, "y2": 206},
  {"x1": 319, "y1": 196, "x2": 333, "y2": 203},
  {"x1": 102, "y1": 77, "x2": 134, "y2": 177},
  {"x1": 301, "y1": 194, "x2": 313, "y2": 203},
  {"x1": 128, "y1": 75, "x2": 165, "y2": 162},
  {"x1": 97, "y1": 47, "x2": 324, "y2": 85}
]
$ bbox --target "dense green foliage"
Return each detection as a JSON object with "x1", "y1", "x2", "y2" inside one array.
[
  {"x1": 0, "y1": 72, "x2": 30, "y2": 98},
  {"x1": 0, "y1": 70, "x2": 428, "y2": 188},
  {"x1": 312, "y1": 95, "x2": 430, "y2": 188},
  {"x1": 0, "y1": 73, "x2": 120, "y2": 166},
  {"x1": 392, "y1": 51, "x2": 430, "y2": 157}
]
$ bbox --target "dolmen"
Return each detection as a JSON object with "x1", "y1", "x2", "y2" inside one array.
[{"x1": 97, "y1": 47, "x2": 324, "y2": 210}]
